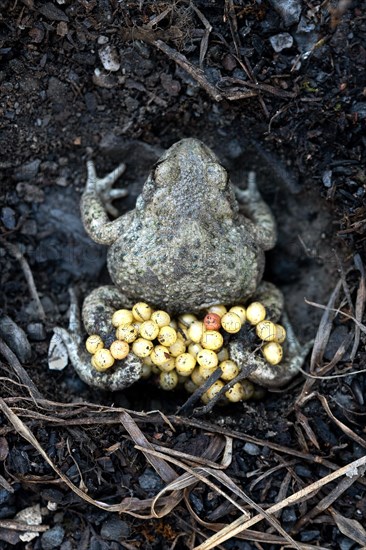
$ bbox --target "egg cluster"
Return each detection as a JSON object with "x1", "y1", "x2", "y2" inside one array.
[{"x1": 85, "y1": 300, "x2": 286, "y2": 404}]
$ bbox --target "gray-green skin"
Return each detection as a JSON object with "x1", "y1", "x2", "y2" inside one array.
[{"x1": 55, "y1": 138, "x2": 310, "y2": 391}]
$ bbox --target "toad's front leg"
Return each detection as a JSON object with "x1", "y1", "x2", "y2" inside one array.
[{"x1": 81, "y1": 160, "x2": 135, "y2": 245}]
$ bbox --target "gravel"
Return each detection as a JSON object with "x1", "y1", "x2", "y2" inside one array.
[{"x1": 41, "y1": 526, "x2": 65, "y2": 550}]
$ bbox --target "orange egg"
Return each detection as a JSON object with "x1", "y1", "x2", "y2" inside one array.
[{"x1": 203, "y1": 312, "x2": 221, "y2": 331}]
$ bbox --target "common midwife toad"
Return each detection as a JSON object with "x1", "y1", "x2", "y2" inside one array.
[{"x1": 55, "y1": 139, "x2": 310, "y2": 391}]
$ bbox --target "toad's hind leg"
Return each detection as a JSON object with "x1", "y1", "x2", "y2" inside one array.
[
  {"x1": 52, "y1": 287, "x2": 142, "y2": 391},
  {"x1": 234, "y1": 172, "x2": 277, "y2": 251},
  {"x1": 230, "y1": 282, "x2": 313, "y2": 388},
  {"x1": 82, "y1": 285, "x2": 135, "y2": 340}
]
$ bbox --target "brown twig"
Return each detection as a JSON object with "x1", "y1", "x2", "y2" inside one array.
[
  {"x1": 351, "y1": 254, "x2": 365, "y2": 360},
  {"x1": 0, "y1": 339, "x2": 42, "y2": 400},
  {"x1": 0, "y1": 236, "x2": 46, "y2": 321},
  {"x1": 191, "y1": 3, "x2": 212, "y2": 67},
  {"x1": 194, "y1": 454, "x2": 366, "y2": 549},
  {"x1": 153, "y1": 39, "x2": 223, "y2": 101}
]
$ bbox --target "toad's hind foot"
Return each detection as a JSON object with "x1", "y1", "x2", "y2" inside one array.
[
  {"x1": 229, "y1": 311, "x2": 313, "y2": 389},
  {"x1": 51, "y1": 288, "x2": 142, "y2": 391}
]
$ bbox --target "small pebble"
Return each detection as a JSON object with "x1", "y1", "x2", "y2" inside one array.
[
  {"x1": 322, "y1": 169, "x2": 333, "y2": 188},
  {"x1": 98, "y1": 45, "x2": 120, "y2": 72},
  {"x1": 243, "y1": 443, "x2": 261, "y2": 456},
  {"x1": 299, "y1": 530, "x2": 320, "y2": 542},
  {"x1": 41, "y1": 525, "x2": 65, "y2": 550},
  {"x1": 138, "y1": 469, "x2": 164, "y2": 493},
  {"x1": 26, "y1": 322, "x2": 46, "y2": 341},
  {"x1": 337, "y1": 537, "x2": 355, "y2": 550},
  {"x1": 14, "y1": 159, "x2": 41, "y2": 181},
  {"x1": 270, "y1": 33, "x2": 294, "y2": 52},
  {"x1": 294, "y1": 464, "x2": 312, "y2": 477},
  {"x1": 0, "y1": 489, "x2": 11, "y2": 506},
  {"x1": 100, "y1": 516, "x2": 130, "y2": 541},
  {"x1": 189, "y1": 493, "x2": 204, "y2": 513},
  {"x1": 269, "y1": 0, "x2": 302, "y2": 27},
  {"x1": 282, "y1": 507, "x2": 297, "y2": 524},
  {"x1": 1, "y1": 207, "x2": 16, "y2": 229},
  {"x1": 92, "y1": 68, "x2": 117, "y2": 89}
]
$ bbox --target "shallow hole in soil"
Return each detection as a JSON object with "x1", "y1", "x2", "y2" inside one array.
[{"x1": 37, "y1": 136, "x2": 348, "y2": 412}]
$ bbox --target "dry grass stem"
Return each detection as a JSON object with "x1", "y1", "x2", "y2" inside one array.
[{"x1": 0, "y1": 237, "x2": 46, "y2": 321}]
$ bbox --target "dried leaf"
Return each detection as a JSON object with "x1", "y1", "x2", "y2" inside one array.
[{"x1": 330, "y1": 509, "x2": 366, "y2": 546}]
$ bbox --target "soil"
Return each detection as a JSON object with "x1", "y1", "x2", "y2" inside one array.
[{"x1": 0, "y1": 1, "x2": 366, "y2": 549}]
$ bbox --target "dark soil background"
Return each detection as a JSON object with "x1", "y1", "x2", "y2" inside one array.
[{"x1": 0, "y1": 1, "x2": 366, "y2": 549}]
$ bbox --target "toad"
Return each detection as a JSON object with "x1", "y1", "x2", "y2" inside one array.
[{"x1": 54, "y1": 139, "x2": 310, "y2": 391}]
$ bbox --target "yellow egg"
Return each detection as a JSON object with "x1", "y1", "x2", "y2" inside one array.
[
  {"x1": 132, "y1": 302, "x2": 153, "y2": 322},
  {"x1": 225, "y1": 382, "x2": 246, "y2": 402},
  {"x1": 221, "y1": 312, "x2": 241, "y2": 334},
  {"x1": 169, "y1": 338, "x2": 186, "y2": 357},
  {"x1": 217, "y1": 347, "x2": 229, "y2": 362},
  {"x1": 159, "y1": 370, "x2": 178, "y2": 390},
  {"x1": 219, "y1": 360, "x2": 239, "y2": 381},
  {"x1": 93, "y1": 348, "x2": 115, "y2": 371},
  {"x1": 85, "y1": 334, "x2": 104, "y2": 354},
  {"x1": 197, "y1": 349, "x2": 218, "y2": 368},
  {"x1": 91, "y1": 355, "x2": 98, "y2": 369},
  {"x1": 158, "y1": 326, "x2": 177, "y2": 347},
  {"x1": 188, "y1": 342, "x2": 203, "y2": 358},
  {"x1": 112, "y1": 309, "x2": 134, "y2": 327},
  {"x1": 178, "y1": 313, "x2": 197, "y2": 327},
  {"x1": 198, "y1": 364, "x2": 218, "y2": 379},
  {"x1": 110, "y1": 340, "x2": 130, "y2": 360},
  {"x1": 256, "y1": 320, "x2": 277, "y2": 342},
  {"x1": 246, "y1": 302, "x2": 266, "y2": 325},
  {"x1": 139, "y1": 320, "x2": 159, "y2": 340},
  {"x1": 203, "y1": 380, "x2": 225, "y2": 402},
  {"x1": 188, "y1": 320, "x2": 205, "y2": 343},
  {"x1": 159, "y1": 358, "x2": 176, "y2": 372},
  {"x1": 229, "y1": 305, "x2": 246, "y2": 324},
  {"x1": 201, "y1": 330, "x2": 223, "y2": 351},
  {"x1": 274, "y1": 324, "x2": 286, "y2": 344},
  {"x1": 151, "y1": 310, "x2": 171, "y2": 327},
  {"x1": 132, "y1": 338, "x2": 154, "y2": 358},
  {"x1": 191, "y1": 367, "x2": 206, "y2": 386},
  {"x1": 262, "y1": 342, "x2": 283, "y2": 365},
  {"x1": 175, "y1": 353, "x2": 196, "y2": 376},
  {"x1": 115, "y1": 324, "x2": 138, "y2": 343},
  {"x1": 150, "y1": 345, "x2": 171, "y2": 366},
  {"x1": 208, "y1": 304, "x2": 227, "y2": 318},
  {"x1": 141, "y1": 363, "x2": 152, "y2": 379},
  {"x1": 184, "y1": 379, "x2": 198, "y2": 394}
]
